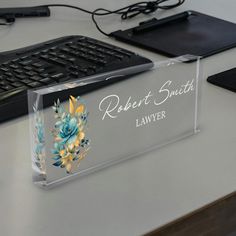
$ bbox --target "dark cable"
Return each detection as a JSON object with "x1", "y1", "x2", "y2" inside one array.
[
  {"x1": 39, "y1": 1, "x2": 185, "y2": 35},
  {"x1": 8, "y1": 1, "x2": 186, "y2": 36},
  {"x1": 91, "y1": 8, "x2": 111, "y2": 36}
]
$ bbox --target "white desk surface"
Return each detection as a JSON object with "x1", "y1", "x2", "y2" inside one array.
[{"x1": 0, "y1": 0, "x2": 236, "y2": 235}]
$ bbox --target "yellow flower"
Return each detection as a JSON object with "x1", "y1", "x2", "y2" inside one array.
[
  {"x1": 69, "y1": 96, "x2": 77, "y2": 115},
  {"x1": 59, "y1": 149, "x2": 66, "y2": 157},
  {"x1": 67, "y1": 143, "x2": 75, "y2": 153},
  {"x1": 61, "y1": 153, "x2": 74, "y2": 173},
  {"x1": 78, "y1": 131, "x2": 85, "y2": 141},
  {"x1": 75, "y1": 104, "x2": 85, "y2": 114},
  {"x1": 74, "y1": 138, "x2": 80, "y2": 147}
]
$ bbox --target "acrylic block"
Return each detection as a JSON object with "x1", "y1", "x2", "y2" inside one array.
[{"x1": 28, "y1": 55, "x2": 201, "y2": 188}]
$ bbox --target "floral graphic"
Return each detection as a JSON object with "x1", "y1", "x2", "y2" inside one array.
[
  {"x1": 51, "y1": 96, "x2": 90, "y2": 174},
  {"x1": 33, "y1": 105, "x2": 46, "y2": 174}
]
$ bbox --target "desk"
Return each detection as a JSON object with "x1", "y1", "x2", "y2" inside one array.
[{"x1": 0, "y1": 0, "x2": 236, "y2": 235}]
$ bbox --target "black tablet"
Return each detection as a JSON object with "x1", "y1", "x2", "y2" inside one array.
[{"x1": 111, "y1": 11, "x2": 236, "y2": 58}]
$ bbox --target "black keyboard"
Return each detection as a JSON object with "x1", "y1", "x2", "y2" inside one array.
[{"x1": 0, "y1": 35, "x2": 152, "y2": 123}]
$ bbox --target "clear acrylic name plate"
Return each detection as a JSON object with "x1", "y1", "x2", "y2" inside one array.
[{"x1": 28, "y1": 55, "x2": 201, "y2": 188}]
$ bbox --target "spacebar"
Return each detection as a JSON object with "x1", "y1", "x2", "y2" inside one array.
[{"x1": 0, "y1": 87, "x2": 27, "y2": 102}]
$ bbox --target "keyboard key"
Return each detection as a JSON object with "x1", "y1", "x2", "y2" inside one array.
[
  {"x1": 12, "y1": 58, "x2": 20, "y2": 63},
  {"x1": 97, "y1": 59, "x2": 107, "y2": 65},
  {"x1": 12, "y1": 82, "x2": 24, "y2": 88},
  {"x1": 21, "y1": 78, "x2": 33, "y2": 84},
  {"x1": 79, "y1": 68, "x2": 88, "y2": 74},
  {"x1": 118, "y1": 49, "x2": 133, "y2": 57},
  {"x1": 32, "y1": 62, "x2": 45, "y2": 68},
  {"x1": 49, "y1": 46, "x2": 57, "y2": 51},
  {"x1": 24, "y1": 66, "x2": 34, "y2": 71},
  {"x1": 32, "y1": 52, "x2": 41, "y2": 56},
  {"x1": 29, "y1": 81, "x2": 42, "y2": 88},
  {"x1": 6, "y1": 77, "x2": 16, "y2": 83},
  {"x1": 0, "y1": 75, "x2": 5, "y2": 80},
  {"x1": 61, "y1": 48, "x2": 71, "y2": 53},
  {"x1": 19, "y1": 56, "x2": 29, "y2": 60},
  {"x1": 9, "y1": 64, "x2": 19, "y2": 69},
  {"x1": 42, "y1": 49, "x2": 49, "y2": 53},
  {"x1": 25, "y1": 71, "x2": 37, "y2": 76},
  {"x1": 67, "y1": 57, "x2": 76, "y2": 63},
  {"x1": 70, "y1": 71, "x2": 80, "y2": 77},
  {"x1": 41, "y1": 73, "x2": 50, "y2": 78},
  {"x1": 0, "y1": 67, "x2": 9, "y2": 72},
  {"x1": 58, "y1": 54, "x2": 67, "y2": 60},
  {"x1": 2, "y1": 85, "x2": 13, "y2": 91},
  {"x1": 15, "y1": 74, "x2": 27, "y2": 80},
  {"x1": 51, "y1": 72, "x2": 64, "y2": 80},
  {"x1": 31, "y1": 76, "x2": 42, "y2": 81},
  {"x1": 88, "y1": 65, "x2": 98, "y2": 72},
  {"x1": 40, "y1": 77, "x2": 54, "y2": 84},
  {"x1": 49, "y1": 58, "x2": 67, "y2": 66},
  {"x1": 5, "y1": 72, "x2": 14, "y2": 77},
  {"x1": 35, "y1": 67, "x2": 46, "y2": 73},
  {"x1": 69, "y1": 65, "x2": 79, "y2": 71},
  {"x1": 40, "y1": 55, "x2": 50, "y2": 60},
  {"x1": 14, "y1": 69, "x2": 24, "y2": 74},
  {"x1": 19, "y1": 60, "x2": 33, "y2": 66},
  {"x1": 0, "y1": 80, "x2": 7, "y2": 86},
  {"x1": 49, "y1": 52, "x2": 57, "y2": 57}
]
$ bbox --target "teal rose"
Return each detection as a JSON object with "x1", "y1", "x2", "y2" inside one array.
[{"x1": 59, "y1": 115, "x2": 79, "y2": 144}]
